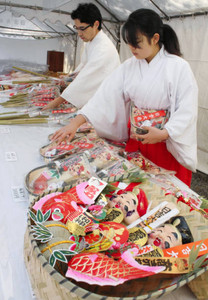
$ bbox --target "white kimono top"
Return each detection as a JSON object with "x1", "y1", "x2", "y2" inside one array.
[
  {"x1": 80, "y1": 46, "x2": 198, "y2": 171},
  {"x1": 61, "y1": 30, "x2": 120, "y2": 108}
]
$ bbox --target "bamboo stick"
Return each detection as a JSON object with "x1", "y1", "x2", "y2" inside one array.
[
  {"x1": 12, "y1": 66, "x2": 61, "y2": 81},
  {"x1": 12, "y1": 66, "x2": 50, "y2": 79},
  {"x1": 0, "y1": 118, "x2": 48, "y2": 125},
  {"x1": 0, "y1": 111, "x2": 19, "y2": 115},
  {"x1": 12, "y1": 80, "x2": 52, "y2": 84}
]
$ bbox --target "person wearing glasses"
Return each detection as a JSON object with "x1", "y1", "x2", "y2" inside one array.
[
  {"x1": 43, "y1": 3, "x2": 120, "y2": 110},
  {"x1": 51, "y1": 8, "x2": 198, "y2": 187}
]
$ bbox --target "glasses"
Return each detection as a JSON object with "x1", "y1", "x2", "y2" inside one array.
[{"x1": 73, "y1": 24, "x2": 91, "y2": 32}]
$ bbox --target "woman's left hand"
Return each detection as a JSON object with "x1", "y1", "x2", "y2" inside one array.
[
  {"x1": 136, "y1": 127, "x2": 169, "y2": 144},
  {"x1": 51, "y1": 115, "x2": 87, "y2": 144}
]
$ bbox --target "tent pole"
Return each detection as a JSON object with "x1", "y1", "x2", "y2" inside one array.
[
  {"x1": 163, "y1": 10, "x2": 208, "y2": 20},
  {"x1": 73, "y1": 34, "x2": 78, "y2": 71},
  {"x1": 94, "y1": 0, "x2": 121, "y2": 22},
  {"x1": 43, "y1": 20, "x2": 74, "y2": 45},
  {"x1": 149, "y1": 0, "x2": 169, "y2": 20},
  {"x1": 102, "y1": 22, "x2": 120, "y2": 44}
]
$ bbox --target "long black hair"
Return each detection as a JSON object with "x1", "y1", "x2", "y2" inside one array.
[
  {"x1": 122, "y1": 9, "x2": 181, "y2": 57},
  {"x1": 71, "y1": 3, "x2": 102, "y2": 30}
]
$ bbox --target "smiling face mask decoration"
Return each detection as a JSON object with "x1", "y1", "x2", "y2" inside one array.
[
  {"x1": 147, "y1": 216, "x2": 194, "y2": 249},
  {"x1": 108, "y1": 188, "x2": 148, "y2": 225}
]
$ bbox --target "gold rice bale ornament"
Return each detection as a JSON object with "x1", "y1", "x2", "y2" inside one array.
[
  {"x1": 43, "y1": 220, "x2": 71, "y2": 240},
  {"x1": 37, "y1": 221, "x2": 76, "y2": 273},
  {"x1": 39, "y1": 237, "x2": 74, "y2": 261}
]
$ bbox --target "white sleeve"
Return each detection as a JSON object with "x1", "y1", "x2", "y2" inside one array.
[
  {"x1": 164, "y1": 62, "x2": 198, "y2": 171},
  {"x1": 61, "y1": 41, "x2": 120, "y2": 108},
  {"x1": 79, "y1": 65, "x2": 130, "y2": 142}
]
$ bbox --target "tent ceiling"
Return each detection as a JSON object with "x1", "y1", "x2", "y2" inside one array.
[
  {"x1": 0, "y1": 0, "x2": 208, "y2": 39},
  {"x1": 100, "y1": 0, "x2": 208, "y2": 20}
]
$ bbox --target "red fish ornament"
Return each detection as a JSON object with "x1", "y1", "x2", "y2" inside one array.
[{"x1": 66, "y1": 248, "x2": 165, "y2": 286}]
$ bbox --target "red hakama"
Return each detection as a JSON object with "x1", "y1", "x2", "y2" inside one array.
[{"x1": 125, "y1": 138, "x2": 192, "y2": 187}]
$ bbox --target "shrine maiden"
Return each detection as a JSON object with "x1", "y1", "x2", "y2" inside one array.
[
  {"x1": 52, "y1": 9, "x2": 198, "y2": 186},
  {"x1": 43, "y1": 3, "x2": 120, "y2": 109}
]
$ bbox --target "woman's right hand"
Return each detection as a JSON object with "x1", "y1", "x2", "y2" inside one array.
[{"x1": 42, "y1": 96, "x2": 65, "y2": 111}]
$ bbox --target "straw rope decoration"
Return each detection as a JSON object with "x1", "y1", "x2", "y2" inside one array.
[{"x1": 24, "y1": 179, "x2": 208, "y2": 300}]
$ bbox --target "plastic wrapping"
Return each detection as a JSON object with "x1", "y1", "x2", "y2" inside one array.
[
  {"x1": 47, "y1": 113, "x2": 77, "y2": 126},
  {"x1": 84, "y1": 146, "x2": 121, "y2": 173},
  {"x1": 124, "y1": 151, "x2": 176, "y2": 176},
  {"x1": 25, "y1": 153, "x2": 94, "y2": 196},
  {"x1": 96, "y1": 158, "x2": 141, "y2": 181},
  {"x1": 0, "y1": 60, "x2": 49, "y2": 75},
  {"x1": 28, "y1": 85, "x2": 60, "y2": 107}
]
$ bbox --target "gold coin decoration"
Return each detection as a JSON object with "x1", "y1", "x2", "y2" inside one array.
[
  {"x1": 103, "y1": 208, "x2": 124, "y2": 223},
  {"x1": 127, "y1": 227, "x2": 148, "y2": 246}
]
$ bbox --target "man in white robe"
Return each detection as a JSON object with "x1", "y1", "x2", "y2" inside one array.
[{"x1": 43, "y1": 3, "x2": 120, "y2": 110}]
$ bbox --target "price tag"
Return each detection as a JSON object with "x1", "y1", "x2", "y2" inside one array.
[
  {"x1": 0, "y1": 127, "x2": 10, "y2": 133},
  {"x1": 5, "y1": 152, "x2": 17, "y2": 161},
  {"x1": 11, "y1": 186, "x2": 27, "y2": 202}
]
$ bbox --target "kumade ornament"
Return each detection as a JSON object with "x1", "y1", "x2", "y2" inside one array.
[
  {"x1": 25, "y1": 153, "x2": 92, "y2": 196},
  {"x1": 40, "y1": 136, "x2": 95, "y2": 162}
]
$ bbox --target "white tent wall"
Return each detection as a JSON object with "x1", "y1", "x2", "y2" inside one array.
[{"x1": 165, "y1": 15, "x2": 208, "y2": 175}]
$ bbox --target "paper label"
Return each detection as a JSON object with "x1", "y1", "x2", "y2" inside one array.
[
  {"x1": 5, "y1": 151, "x2": 17, "y2": 161},
  {"x1": 134, "y1": 110, "x2": 166, "y2": 123},
  {"x1": 135, "y1": 256, "x2": 190, "y2": 273},
  {"x1": 11, "y1": 186, "x2": 27, "y2": 202},
  {"x1": 56, "y1": 144, "x2": 75, "y2": 151},
  {"x1": 137, "y1": 245, "x2": 154, "y2": 256},
  {"x1": 163, "y1": 238, "x2": 208, "y2": 258},
  {"x1": 127, "y1": 201, "x2": 179, "y2": 232},
  {"x1": 74, "y1": 142, "x2": 94, "y2": 149},
  {"x1": 52, "y1": 108, "x2": 76, "y2": 114},
  {"x1": 84, "y1": 177, "x2": 107, "y2": 201}
]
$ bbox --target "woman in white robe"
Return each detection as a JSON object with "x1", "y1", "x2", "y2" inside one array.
[{"x1": 51, "y1": 9, "x2": 198, "y2": 187}]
